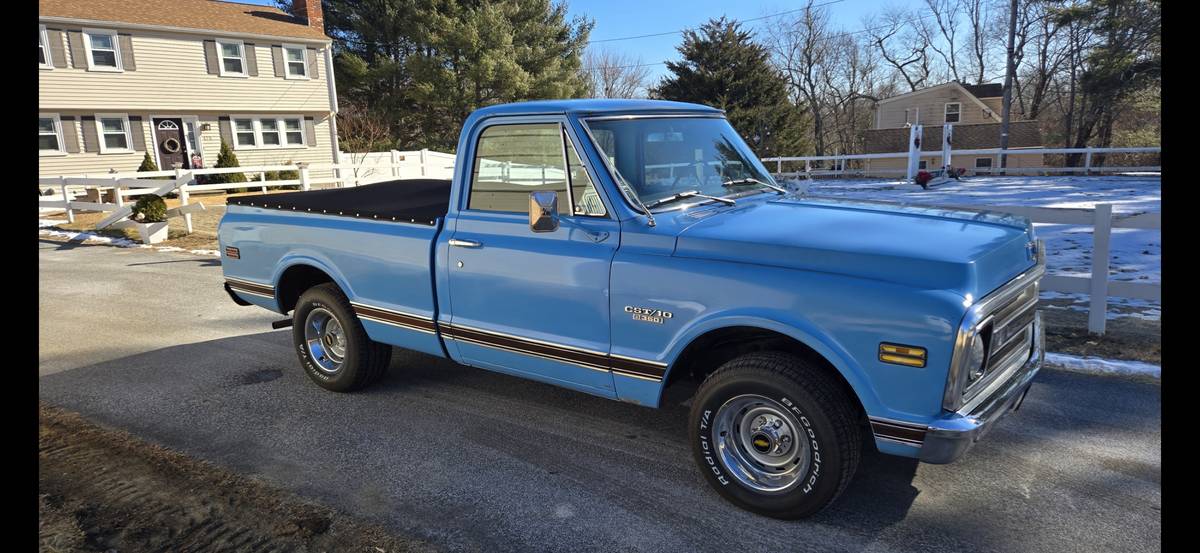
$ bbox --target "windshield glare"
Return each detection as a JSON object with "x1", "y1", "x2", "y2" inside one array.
[{"x1": 584, "y1": 117, "x2": 778, "y2": 209}]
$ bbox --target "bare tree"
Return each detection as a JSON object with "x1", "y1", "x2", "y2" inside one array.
[
  {"x1": 918, "y1": 0, "x2": 964, "y2": 82},
  {"x1": 582, "y1": 47, "x2": 652, "y2": 99},
  {"x1": 337, "y1": 101, "x2": 394, "y2": 184},
  {"x1": 962, "y1": 0, "x2": 994, "y2": 83},
  {"x1": 770, "y1": 1, "x2": 834, "y2": 155},
  {"x1": 863, "y1": 8, "x2": 934, "y2": 92}
]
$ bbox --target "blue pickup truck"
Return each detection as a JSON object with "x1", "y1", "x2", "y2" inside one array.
[{"x1": 219, "y1": 99, "x2": 1045, "y2": 519}]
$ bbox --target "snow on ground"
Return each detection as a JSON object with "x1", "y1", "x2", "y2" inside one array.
[
  {"x1": 1044, "y1": 352, "x2": 1160, "y2": 379},
  {"x1": 788, "y1": 175, "x2": 1162, "y2": 320},
  {"x1": 38, "y1": 220, "x2": 220, "y2": 257}
]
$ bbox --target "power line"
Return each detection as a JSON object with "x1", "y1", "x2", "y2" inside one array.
[{"x1": 586, "y1": 0, "x2": 848, "y2": 44}]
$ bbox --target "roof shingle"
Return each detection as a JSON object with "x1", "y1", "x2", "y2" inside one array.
[{"x1": 39, "y1": 0, "x2": 329, "y2": 41}]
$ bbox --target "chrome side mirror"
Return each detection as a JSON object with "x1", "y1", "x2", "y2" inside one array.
[{"x1": 529, "y1": 191, "x2": 559, "y2": 232}]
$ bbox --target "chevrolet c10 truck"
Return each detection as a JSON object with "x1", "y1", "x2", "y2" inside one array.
[{"x1": 219, "y1": 99, "x2": 1045, "y2": 519}]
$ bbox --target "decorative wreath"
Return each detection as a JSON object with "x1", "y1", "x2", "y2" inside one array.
[{"x1": 161, "y1": 137, "x2": 181, "y2": 153}]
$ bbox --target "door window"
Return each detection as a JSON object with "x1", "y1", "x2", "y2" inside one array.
[
  {"x1": 564, "y1": 130, "x2": 606, "y2": 216},
  {"x1": 469, "y1": 123, "x2": 570, "y2": 215}
]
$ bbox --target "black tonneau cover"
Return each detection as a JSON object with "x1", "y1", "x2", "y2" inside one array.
[{"x1": 227, "y1": 179, "x2": 452, "y2": 226}]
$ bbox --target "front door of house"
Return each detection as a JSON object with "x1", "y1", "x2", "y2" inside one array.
[{"x1": 153, "y1": 118, "x2": 188, "y2": 169}]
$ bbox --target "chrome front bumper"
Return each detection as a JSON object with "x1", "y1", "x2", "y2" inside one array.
[{"x1": 919, "y1": 311, "x2": 1044, "y2": 464}]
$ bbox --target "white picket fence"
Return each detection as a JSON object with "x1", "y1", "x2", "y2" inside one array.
[
  {"x1": 792, "y1": 194, "x2": 1159, "y2": 334},
  {"x1": 336, "y1": 149, "x2": 456, "y2": 185},
  {"x1": 764, "y1": 145, "x2": 1161, "y2": 178},
  {"x1": 38, "y1": 155, "x2": 457, "y2": 238}
]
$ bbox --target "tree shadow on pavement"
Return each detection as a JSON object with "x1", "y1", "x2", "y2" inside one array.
[{"x1": 38, "y1": 331, "x2": 1159, "y2": 553}]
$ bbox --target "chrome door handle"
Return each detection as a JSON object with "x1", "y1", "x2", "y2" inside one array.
[{"x1": 448, "y1": 239, "x2": 482, "y2": 248}]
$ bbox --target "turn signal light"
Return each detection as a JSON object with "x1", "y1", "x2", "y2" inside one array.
[{"x1": 879, "y1": 343, "x2": 927, "y2": 368}]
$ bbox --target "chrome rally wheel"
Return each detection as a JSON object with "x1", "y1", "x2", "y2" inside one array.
[
  {"x1": 304, "y1": 307, "x2": 347, "y2": 374},
  {"x1": 712, "y1": 394, "x2": 811, "y2": 493},
  {"x1": 292, "y1": 283, "x2": 391, "y2": 392},
  {"x1": 689, "y1": 352, "x2": 861, "y2": 519}
]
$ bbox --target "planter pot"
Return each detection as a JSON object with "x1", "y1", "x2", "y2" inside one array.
[{"x1": 134, "y1": 221, "x2": 169, "y2": 244}]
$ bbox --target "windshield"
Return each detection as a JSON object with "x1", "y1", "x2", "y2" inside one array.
[{"x1": 583, "y1": 117, "x2": 779, "y2": 210}]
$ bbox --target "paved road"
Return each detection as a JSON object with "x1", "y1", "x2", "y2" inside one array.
[{"x1": 39, "y1": 239, "x2": 1161, "y2": 553}]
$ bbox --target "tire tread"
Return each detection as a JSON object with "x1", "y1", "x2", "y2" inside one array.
[{"x1": 694, "y1": 351, "x2": 861, "y2": 517}]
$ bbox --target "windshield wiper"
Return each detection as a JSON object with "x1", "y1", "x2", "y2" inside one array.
[
  {"x1": 646, "y1": 190, "x2": 736, "y2": 209},
  {"x1": 722, "y1": 177, "x2": 789, "y2": 195}
]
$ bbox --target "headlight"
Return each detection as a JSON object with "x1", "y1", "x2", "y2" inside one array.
[{"x1": 966, "y1": 333, "x2": 988, "y2": 383}]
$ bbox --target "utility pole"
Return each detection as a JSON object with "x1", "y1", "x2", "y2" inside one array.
[{"x1": 998, "y1": 0, "x2": 1018, "y2": 174}]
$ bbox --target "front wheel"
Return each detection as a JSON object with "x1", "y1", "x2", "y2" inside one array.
[
  {"x1": 292, "y1": 283, "x2": 391, "y2": 392},
  {"x1": 689, "y1": 352, "x2": 861, "y2": 519}
]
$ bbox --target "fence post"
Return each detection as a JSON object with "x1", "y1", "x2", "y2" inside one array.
[
  {"x1": 174, "y1": 163, "x2": 193, "y2": 234},
  {"x1": 942, "y1": 123, "x2": 954, "y2": 170},
  {"x1": 804, "y1": 159, "x2": 811, "y2": 177},
  {"x1": 1084, "y1": 147, "x2": 1094, "y2": 175},
  {"x1": 420, "y1": 149, "x2": 429, "y2": 177},
  {"x1": 59, "y1": 176, "x2": 74, "y2": 224},
  {"x1": 1087, "y1": 203, "x2": 1113, "y2": 334},
  {"x1": 298, "y1": 162, "x2": 311, "y2": 191},
  {"x1": 111, "y1": 174, "x2": 124, "y2": 208},
  {"x1": 260, "y1": 171, "x2": 267, "y2": 193},
  {"x1": 906, "y1": 124, "x2": 923, "y2": 182},
  {"x1": 391, "y1": 150, "x2": 401, "y2": 178},
  {"x1": 776, "y1": 158, "x2": 782, "y2": 175}
]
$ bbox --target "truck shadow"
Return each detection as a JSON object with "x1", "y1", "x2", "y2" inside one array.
[{"x1": 38, "y1": 331, "x2": 1160, "y2": 552}]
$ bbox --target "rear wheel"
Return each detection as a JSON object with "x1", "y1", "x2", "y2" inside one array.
[
  {"x1": 292, "y1": 283, "x2": 391, "y2": 392},
  {"x1": 689, "y1": 351, "x2": 861, "y2": 519}
]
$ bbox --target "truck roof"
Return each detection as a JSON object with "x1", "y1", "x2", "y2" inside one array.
[{"x1": 468, "y1": 99, "x2": 724, "y2": 120}]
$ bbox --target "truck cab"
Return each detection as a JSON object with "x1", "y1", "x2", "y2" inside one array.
[{"x1": 219, "y1": 99, "x2": 1045, "y2": 519}]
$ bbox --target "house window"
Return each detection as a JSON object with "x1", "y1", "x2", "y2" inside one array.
[
  {"x1": 218, "y1": 40, "x2": 247, "y2": 76},
  {"x1": 975, "y1": 158, "x2": 993, "y2": 170},
  {"x1": 233, "y1": 118, "x2": 257, "y2": 147},
  {"x1": 39, "y1": 114, "x2": 65, "y2": 155},
  {"x1": 944, "y1": 102, "x2": 961, "y2": 123},
  {"x1": 283, "y1": 45, "x2": 307, "y2": 78},
  {"x1": 918, "y1": 160, "x2": 927, "y2": 170},
  {"x1": 83, "y1": 28, "x2": 121, "y2": 71},
  {"x1": 39, "y1": 25, "x2": 52, "y2": 69},
  {"x1": 260, "y1": 119, "x2": 281, "y2": 146},
  {"x1": 96, "y1": 114, "x2": 132, "y2": 153},
  {"x1": 231, "y1": 116, "x2": 307, "y2": 149},
  {"x1": 283, "y1": 118, "x2": 305, "y2": 145}
]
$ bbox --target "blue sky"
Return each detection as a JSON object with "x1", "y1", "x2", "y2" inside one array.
[
  {"x1": 570, "y1": 0, "x2": 926, "y2": 82},
  {"x1": 241, "y1": 0, "x2": 923, "y2": 83}
]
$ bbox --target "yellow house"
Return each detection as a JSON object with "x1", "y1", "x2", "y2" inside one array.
[
  {"x1": 38, "y1": 0, "x2": 340, "y2": 179},
  {"x1": 862, "y1": 81, "x2": 1044, "y2": 175}
]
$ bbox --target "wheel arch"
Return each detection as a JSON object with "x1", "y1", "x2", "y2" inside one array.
[
  {"x1": 658, "y1": 317, "x2": 877, "y2": 420},
  {"x1": 273, "y1": 255, "x2": 354, "y2": 314}
]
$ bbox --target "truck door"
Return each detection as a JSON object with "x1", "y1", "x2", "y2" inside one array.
[{"x1": 444, "y1": 119, "x2": 621, "y2": 397}]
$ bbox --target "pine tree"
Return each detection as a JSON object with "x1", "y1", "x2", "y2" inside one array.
[
  {"x1": 209, "y1": 140, "x2": 247, "y2": 184},
  {"x1": 323, "y1": 0, "x2": 593, "y2": 151},
  {"x1": 137, "y1": 152, "x2": 159, "y2": 173},
  {"x1": 652, "y1": 17, "x2": 809, "y2": 157}
]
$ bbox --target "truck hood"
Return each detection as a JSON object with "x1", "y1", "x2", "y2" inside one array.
[{"x1": 672, "y1": 195, "x2": 1037, "y2": 299}]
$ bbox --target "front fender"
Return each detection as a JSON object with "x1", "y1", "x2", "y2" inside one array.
[{"x1": 657, "y1": 310, "x2": 882, "y2": 414}]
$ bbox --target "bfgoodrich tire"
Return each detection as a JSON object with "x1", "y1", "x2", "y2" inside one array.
[
  {"x1": 689, "y1": 352, "x2": 861, "y2": 519},
  {"x1": 292, "y1": 283, "x2": 391, "y2": 392}
]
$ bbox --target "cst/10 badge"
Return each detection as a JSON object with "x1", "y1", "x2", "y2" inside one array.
[{"x1": 625, "y1": 305, "x2": 673, "y2": 324}]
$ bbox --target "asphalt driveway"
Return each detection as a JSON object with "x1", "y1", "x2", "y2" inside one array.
[{"x1": 38, "y1": 239, "x2": 1161, "y2": 553}]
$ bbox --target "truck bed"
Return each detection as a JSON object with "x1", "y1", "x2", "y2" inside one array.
[{"x1": 226, "y1": 179, "x2": 452, "y2": 226}]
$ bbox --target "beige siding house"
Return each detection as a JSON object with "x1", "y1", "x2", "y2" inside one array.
[
  {"x1": 863, "y1": 81, "x2": 1043, "y2": 174},
  {"x1": 38, "y1": 0, "x2": 340, "y2": 179}
]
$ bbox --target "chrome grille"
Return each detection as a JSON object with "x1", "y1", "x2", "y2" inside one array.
[{"x1": 962, "y1": 280, "x2": 1038, "y2": 405}]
